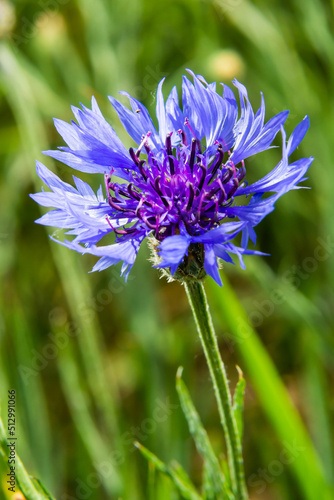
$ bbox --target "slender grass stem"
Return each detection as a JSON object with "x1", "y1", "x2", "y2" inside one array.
[{"x1": 184, "y1": 280, "x2": 247, "y2": 500}]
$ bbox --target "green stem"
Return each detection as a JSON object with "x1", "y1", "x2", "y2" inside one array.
[{"x1": 184, "y1": 280, "x2": 247, "y2": 500}]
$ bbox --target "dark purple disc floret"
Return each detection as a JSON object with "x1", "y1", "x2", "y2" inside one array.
[
  {"x1": 105, "y1": 131, "x2": 245, "y2": 242},
  {"x1": 31, "y1": 70, "x2": 313, "y2": 285}
]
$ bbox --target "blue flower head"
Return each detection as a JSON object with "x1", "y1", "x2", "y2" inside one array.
[{"x1": 31, "y1": 70, "x2": 312, "y2": 286}]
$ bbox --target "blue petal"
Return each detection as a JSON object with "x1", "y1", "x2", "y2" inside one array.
[
  {"x1": 72, "y1": 176, "x2": 96, "y2": 198},
  {"x1": 53, "y1": 118, "x2": 82, "y2": 150},
  {"x1": 50, "y1": 234, "x2": 145, "y2": 280},
  {"x1": 34, "y1": 161, "x2": 77, "y2": 194},
  {"x1": 109, "y1": 92, "x2": 161, "y2": 150},
  {"x1": 35, "y1": 209, "x2": 75, "y2": 228},
  {"x1": 218, "y1": 242, "x2": 268, "y2": 270},
  {"x1": 231, "y1": 80, "x2": 289, "y2": 164},
  {"x1": 286, "y1": 116, "x2": 310, "y2": 156},
  {"x1": 45, "y1": 99, "x2": 134, "y2": 178},
  {"x1": 76, "y1": 98, "x2": 129, "y2": 154},
  {"x1": 165, "y1": 86, "x2": 184, "y2": 141},
  {"x1": 212, "y1": 244, "x2": 235, "y2": 265},
  {"x1": 226, "y1": 193, "x2": 278, "y2": 226},
  {"x1": 32, "y1": 162, "x2": 114, "y2": 245},
  {"x1": 238, "y1": 154, "x2": 313, "y2": 196},
  {"x1": 183, "y1": 71, "x2": 239, "y2": 149},
  {"x1": 193, "y1": 221, "x2": 245, "y2": 244},
  {"x1": 157, "y1": 234, "x2": 190, "y2": 274},
  {"x1": 203, "y1": 244, "x2": 222, "y2": 286},
  {"x1": 43, "y1": 150, "x2": 133, "y2": 179},
  {"x1": 156, "y1": 78, "x2": 167, "y2": 141},
  {"x1": 30, "y1": 191, "x2": 61, "y2": 208},
  {"x1": 182, "y1": 75, "x2": 204, "y2": 141}
]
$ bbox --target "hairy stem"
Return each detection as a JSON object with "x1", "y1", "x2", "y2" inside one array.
[{"x1": 185, "y1": 280, "x2": 247, "y2": 500}]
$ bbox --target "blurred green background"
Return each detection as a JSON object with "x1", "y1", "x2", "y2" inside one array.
[{"x1": 0, "y1": 0, "x2": 333, "y2": 499}]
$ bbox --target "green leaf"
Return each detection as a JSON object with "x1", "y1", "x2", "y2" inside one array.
[
  {"x1": 135, "y1": 442, "x2": 202, "y2": 500},
  {"x1": 31, "y1": 477, "x2": 56, "y2": 500},
  {"x1": 232, "y1": 367, "x2": 246, "y2": 440},
  {"x1": 202, "y1": 461, "x2": 218, "y2": 500}
]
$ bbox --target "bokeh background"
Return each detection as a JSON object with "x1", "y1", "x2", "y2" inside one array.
[{"x1": 0, "y1": 0, "x2": 333, "y2": 499}]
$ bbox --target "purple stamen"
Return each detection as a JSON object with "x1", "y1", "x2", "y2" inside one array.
[
  {"x1": 209, "y1": 146, "x2": 224, "y2": 182},
  {"x1": 138, "y1": 160, "x2": 148, "y2": 181},
  {"x1": 178, "y1": 129, "x2": 187, "y2": 146},
  {"x1": 136, "y1": 132, "x2": 152, "y2": 156},
  {"x1": 217, "y1": 179, "x2": 227, "y2": 203},
  {"x1": 141, "y1": 213, "x2": 157, "y2": 230},
  {"x1": 114, "y1": 226, "x2": 138, "y2": 236},
  {"x1": 227, "y1": 158, "x2": 237, "y2": 178},
  {"x1": 217, "y1": 185, "x2": 226, "y2": 204},
  {"x1": 198, "y1": 164, "x2": 207, "y2": 193},
  {"x1": 108, "y1": 198, "x2": 128, "y2": 212},
  {"x1": 104, "y1": 174, "x2": 111, "y2": 200},
  {"x1": 153, "y1": 176, "x2": 169, "y2": 208},
  {"x1": 128, "y1": 183, "x2": 141, "y2": 200},
  {"x1": 166, "y1": 133, "x2": 175, "y2": 175},
  {"x1": 166, "y1": 133, "x2": 172, "y2": 156},
  {"x1": 237, "y1": 160, "x2": 246, "y2": 182},
  {"x1": 129, "y1": 147, "x2": 140, "y2": 165},
  {"x1": 115, "y1": 185, "x2": 131, "y2": 199},
  {"x1": 105, "y1": 216, "x2": 113, "y2": 229},
  {"x1": 205, "y1": 185, "x2": 220, "y2": 200},
  {"x1": 227, "y1": 177, "x2": 239, "y2": 199},
  {"x1": 184, "y1": 117, "x2": 196, "y2": 138},
  {"x1": 186, "y1": 183, "x2": 195, "y2": 211},
  {"x1": 221, "y1": 166, "x2": 234, "y2": 184},
  {"x1": 196, "y1": 138, "x2": 202, "y2": 155},
  {"x1": 135, "y1": 196, "x2": 146, "y2": 216},
  {"x1": 189, "y1": 139, "x2": 196, "y2": 173},
  {"x1": 196, "y1": 192, "x2": 206, "y2": 218}
]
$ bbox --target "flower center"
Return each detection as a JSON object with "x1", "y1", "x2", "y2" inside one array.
[{"x1": 105, "y1": 129, "x2": 246, "y2": 241}]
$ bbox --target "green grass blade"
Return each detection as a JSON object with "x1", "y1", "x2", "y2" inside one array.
[
  {"x1": 76, "y1": 0, "x2": 119, "y2": 94},
  {"x1": 148, "y1": 460, "x2": 156, "y2": 500},
  {"x1": 135, "y1": 442, "x2": 202, "y2": 500},
  {"x1": 213, "y1": 0, "x2": 313, "y2": 104},
  {"x1": 11, "y1": 309, "x2": 55, "y2": 490},
  {"x1": 0, "y1": 417, "x2": 47, "y2": 500},
  {"x1": 56, "y1": 345, "x2": 122, "y2": 496},
  {"x1": 302, "y1": 329, "x2": 334, "y2": 484},
  {"x1": 176, "y1": 367, "x2": 230, "y2": 499},
  {"x1": 32, "y1": 477, "x2": 56, "y2": 500},
  {"x1": 202, "y1": 461, "x2": 216, "y2": 500}
]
